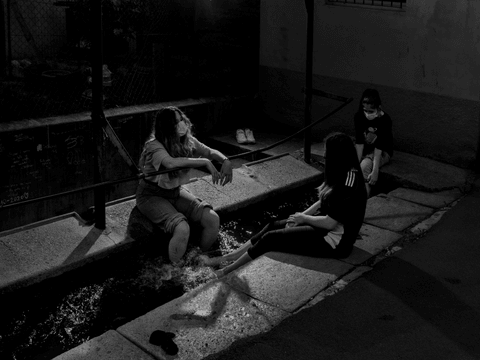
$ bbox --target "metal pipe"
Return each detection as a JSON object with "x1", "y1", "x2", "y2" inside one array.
[
  {"x1": 91, "y1": 0, "x2": 106, "y2": 229},
  {"x1": 304, "y1": 0, "x2": 314, "y2": 164},
  {"x1": 6, "y1": 0, "x2": 12, "y2": 77},
  {"x1": 1, "y1": 97, "x2": 353, "y2": 211},
  {"x1": 0, "y1": 167, "x2": 183, "y2": 210}
]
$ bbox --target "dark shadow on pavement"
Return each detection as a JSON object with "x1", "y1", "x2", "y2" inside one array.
[{"x1": 203, "y1": 256, "x2": 480, "y2": 360}]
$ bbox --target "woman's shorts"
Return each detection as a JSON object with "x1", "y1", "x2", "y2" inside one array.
[
  {"x1": 135, "y1": 179, "x2": 213, "y2": 234},
  {"x1": 360, "y1": 151, "x2": 391, "y2": 180}
]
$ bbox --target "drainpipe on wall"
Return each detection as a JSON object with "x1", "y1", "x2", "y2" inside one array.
[
  {"x1": 304, "y1": 0, "x2": 314, "y2": 164},
  {"x1": 1, "y1": 0, "x2": 6, "y2": 77},
  {"x1": 91, "y1": 0, "x2": 106, "y2": 229},
  {"x1": 476, "y1": 112, "x2": 480, "y2": 174},
  {"x1": 6, "y1": 0, "x2": 12, "y2": 77}
]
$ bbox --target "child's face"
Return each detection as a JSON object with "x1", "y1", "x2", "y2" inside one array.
[
  {"x1": 362, "y1": 101, "x2": 377, "y2": 114},
  {"x1": 362, "y1": 101, "x2": 379, "y2": 120}
]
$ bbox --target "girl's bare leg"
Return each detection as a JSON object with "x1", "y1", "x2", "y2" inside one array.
[
  {"x1": 200, "y1": 240, "x2": 253, "y2": 267},
  {"x1": 215, "y1": 252, "x2": 253, "y2": 278},
  {"x1": 201, "y1": 221, "x2": 276, "y2": 268}
]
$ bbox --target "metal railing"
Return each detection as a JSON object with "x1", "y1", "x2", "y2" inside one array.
[
  {"x1": 1, "y1": 0, "x2": 353, "y2": 231},
  {"x1": 0, "y1": 95, "x2": 352, "y2": 212}
]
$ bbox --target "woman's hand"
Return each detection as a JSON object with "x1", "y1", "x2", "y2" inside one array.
[
  {"x1": 220, "y1": 160, "x2": 233, "y2": 186},
  {"x1": 205, "y1": 160, "x2": 221, "y2": 185},
  {"x1": 287, "y1": 212, "x2": 307, "y2": 227}
]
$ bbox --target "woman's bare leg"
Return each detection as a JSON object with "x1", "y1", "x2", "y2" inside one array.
[
  {"x1": 199, "y1": 208, "x2": 220, "y2": 251},
  {"x1": 169, "y1": 221, "x2": 190, "y2": 263}
]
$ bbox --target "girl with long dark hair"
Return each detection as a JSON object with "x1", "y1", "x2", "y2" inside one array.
[
  {"x1": 200, "y1": 132, "x2": 367, "y2": 277},
  {"x1": 136, "y1": 106, "x2": 233, "y2": 263}
]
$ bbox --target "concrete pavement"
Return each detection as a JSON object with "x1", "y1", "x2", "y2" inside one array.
[
  {"x1": 202, "y1": 180, "x2": 480, "y2": 360},
  {"x1": 0, "y1": 129, "x2": 476, "y2": 360},
  {"x1": 52, "y1": 180, "x2": 473, "y2": 360}
]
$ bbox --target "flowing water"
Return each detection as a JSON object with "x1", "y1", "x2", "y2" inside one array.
[{"x1": 0, "y1": 186, "x2": 320, "y2": 360}]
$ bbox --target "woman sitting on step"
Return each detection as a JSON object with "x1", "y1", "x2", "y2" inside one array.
[
  {"x1": 136, "y1": 106, "x2": 233, "y2": 264},
  {"x1": 200, "y1": 132, "x2": 367, "y2": 278}
]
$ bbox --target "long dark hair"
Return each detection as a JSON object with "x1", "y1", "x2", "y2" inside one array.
[
  {"x1": 147, "y1": 106, "x2": 194, "y2": 157},
  {"x1": 357, "y1": 88, "x2": 382, "y2": 114},
  {"x1": 317, "y1": 132, "x2": 361, "y2": 202}
]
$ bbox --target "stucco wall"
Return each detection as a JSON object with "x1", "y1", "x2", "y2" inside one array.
[{"x1": 258, "y1": 0, "x2": 480, "y2": 169}]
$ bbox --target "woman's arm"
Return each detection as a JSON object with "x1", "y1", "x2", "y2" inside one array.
[
  {"x1": 161, "y1": 155, "x2": 210, "y2": 169},
  {"x1": 208, "y1": 149, "x2": 233, "y2": 186},
  {"x1": 162, "y1": 155, "x2": 221, "y2": 185},
  {"x1": 207, "y1": 148, "x2": 229, "y2": 164},
  {"x1": 193, "y1": 138, "x2": 233, "y2": 185}
]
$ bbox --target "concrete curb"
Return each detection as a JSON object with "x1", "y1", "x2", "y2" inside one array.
[
  {"x1": 51, "y1": 187, "x2": 467, "y2": 360},
  {"x1": 0, "y1": 154, "x2": 322, "y2": 294}
]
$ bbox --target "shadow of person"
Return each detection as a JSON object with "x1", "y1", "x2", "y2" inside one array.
[{"x1": 166, "y1": 269, "x2": 254, "y2": 330}]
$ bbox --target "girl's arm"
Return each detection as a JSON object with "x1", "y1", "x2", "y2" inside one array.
[
  {"x1": 367, "y1": 148, "x2": 383, "y2": 185},
  {"x1": 288, "y1": 212, "x2": 338, "y2": 230},
  {"x1": 355, "y1": 143, "x2": 364, "y2": 162},
  {"x1": 302, "y1": 199, "x2": 321, "y2": 216}
]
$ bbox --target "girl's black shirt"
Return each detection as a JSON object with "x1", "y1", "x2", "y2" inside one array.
[
  {"x1": 319, "y1": 168, "x2": 367, "y2": 256},
  {"x1": 354, "y1": 111, "x2": 394, "y2": 157}
]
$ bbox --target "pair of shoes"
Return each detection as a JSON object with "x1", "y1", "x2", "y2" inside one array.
[{"x1": 236, "y1": 129, "x2": 256, "y2": 144}]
